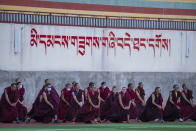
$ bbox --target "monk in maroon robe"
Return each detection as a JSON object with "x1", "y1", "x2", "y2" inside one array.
[
  {"x1": 99, "y1": 82, "x2": 110, "y2": 100},
  {"x1": 77, "y1": 83, "x2": 93, "y2": 122},
  {"x1": 127, "y1": 83, "x2": 138, "y2": 120},
  {"x1": 66, "y1": 83, "x2": 84, "y2": 123},
  {"x1": 135, "y1": 82, "x2": 146, "y2": 122},
  {"x1": 0, "y1": 83, "x2": 20, "y2": 123},
  {"x1": 105, "y1": 87, "x2": 131, "y2": 123},
  {"x1": 26, "y1": 83, "x2": 60, "y2": 123},
  {"x1": 100, "y1": 86, "x2": 117, "y2": 121},
  {"x1": 140, "y1": 87, "x2": 164, "y2": 122},
  {"x1": 77, "y1": 83, "x2": 101, "y2": 123},
  {"x1": 16, "y1": 82, "x2": 27, "y2": 121},
  {"x1": 99, "y1": 82, "x2": 111, "y2": 119},
  {"x1": 103, "y1": 86, "x2": 123, "y2": 122},
  {"x1": 163, "y1": 84, "x2": 183, "y2": 122},
  {"x1": 119, "y1": 87, "x2": 132, "y2": 123},
  {"x1": 84, "y1": 88, "x2": 89, "y2": 102},
  {"x1": 180, "y1": 83, "x2": 195, "y2": 121},
  {"x1": 27, "y1": 79, "x2": 52, "y2": 119},
  {"x1": 58, "y1": 83, "x2": 74, "y2": 121}
]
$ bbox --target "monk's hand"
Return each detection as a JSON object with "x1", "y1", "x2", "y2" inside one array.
[
  {"x1": 132, "y1": 102, "x2": 136, "y2": 107},
  {"x1": 79, "y1": 104, "x2": 83, "y2": 108},
  {"x1": 142, "y1": 101, "x2": 146, "y2": 106},
  {"x1": 176, "y1": 105, "x2": 180, "y2": 110},
  {"x1": 19, "y1": 100, "x2": 23, "y2": 105},
  {"x1": 124, "y1": 106, "x2": 129, "y2": 110},
  {"x1": 78, "y1": 102, "x2": 83, "y2": 107},
  {"x1": 66, "y1": 102, "x2": 70, "y2": 106},
  {"x1": 10, "y1": 103, "x2": 16, "y2": 106},
  {"x1": 50, "y1": 104, "x2": 54, "y2": 109},
  {"x1": 157, "y1": 105, "x2": 162, "y2": 110},
  {"x1": 94, "y1": 105, "x2": 99, "y2": 109}
]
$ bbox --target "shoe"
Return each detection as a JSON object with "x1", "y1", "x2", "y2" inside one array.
[
  {"x1": 53, "y1": 119, "x2": 59, "y2": 123},
  {"x1": 16, "y1": 119, "x2": 20, "y2": 124},
  {"x1": 154, "y1": 118, "x2": 159, "y2": 122},
  {"x1": 183, "y1": 117, "x2": 189, "y2": 121},
  {"x1": 159, "y1": 119, "x2": 164, "y2": 123},
  {"x1": 62, "y1": 119, "x2": 67, "y2": 123},
  {"x1": 136, "y1": 117, "x2": 140, "y2": 123},
  {"x1": 179, "y1": 118, "x2": 184, "y2": 122},
  {"x1": 25, "y1": 117, "x2": 31, "y2": 124}
]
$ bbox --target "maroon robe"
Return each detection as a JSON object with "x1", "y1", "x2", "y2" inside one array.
[
  {"x1": 27, "y1": 86, "x2": 46, "y2": 117},
  {"x1": 163, "y1": 90, "x2": 181, "y2": 121},
  {"x1": 77, "y1": 90, "x2": 100, "y2": 122},
  {"x1": 66, "y1": 89, "x2": 83, "y2": 121},
  {"x1": 191, "y1": 107, "x2": 196, "y2": 121},
  {"x1": 100, "y1": 92, "x2": 117, "y2": 120},
  {"x1": 140, "y1": 92, "x2": 163, "y2": 122},
  {"x1": 30, "y1": 88, "x2": 60, "y2": 123},
  {"x1": 99, "y1": 87, "x2": 110, "y2": 100},
  {"x1": 135, "y1": 87, "x2": 145, "y2": 116},
  {"x1": 120, "y1": 91, "x2": 131, "y2": 121},
  {"x1": 17, "y1": 86, "x2": 27, "y2": 121},
  {"x1": 99, "y1": 86, "x2": 110, "y2": 119},
  {"x1": 127, "y1": 89, "x2": 138, "y2": 119},
  {"x1": 105, "y1": 91, "x2": 130, "y2": 122},
  {"x1": 104, "y1": 92, "x2": 126, "y2": 122},
  {"x1": 58, "y1": 88, "x2": 74, "y2": 120},
  {"x1": 180, "y1": 89, "x2": 195, "y2": 119},
  {"x1": 0, "y1": 87, "x2": 19, "y2": 123}
]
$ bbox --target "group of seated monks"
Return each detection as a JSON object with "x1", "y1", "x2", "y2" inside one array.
[{"x1": 0, "y1": 79, "x2": 196, "y2": 124}]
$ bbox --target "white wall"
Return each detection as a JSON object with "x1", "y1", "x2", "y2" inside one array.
[{"x1": 0, "y1": 23, "x2": 195, "y2": 72}]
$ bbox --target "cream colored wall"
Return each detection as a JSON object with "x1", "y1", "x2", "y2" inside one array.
[{"x1": 0, "y1": 23, "x2": 195, "y2": 72}]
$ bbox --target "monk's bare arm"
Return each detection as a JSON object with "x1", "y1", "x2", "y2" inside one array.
[
  {"x1": 136, "y1": 90, "x2": 145, "y2": 104},
  {"x1": 72, "y1": 92, "x2": 80, "y2": 106},
  {"x1": 177, "y1": 96, "x2": 181, "y2": 103},
  {"x1": 98, "y1": 91, "x2": 101, "y2": 107},
  {"x1": 181, "y1": 92, "x2": 191, "y2": 104},
  {"x1": 43, "y1": 92, "x2": 53, "y2": 109},
  {"x1": 169, "y1": 92, "x2": 175, "y2": 105},
  {"x1": 18, "y1": 100, "x2": 23, "y2": 104},
  {"x1": 61, "y1": 91, "x2": 69, "y2": 106},
  {"x1": 128, "y1": 100, "x2": 132, "y2": 109},
  {"x1": 118, "y1": 94, "x2": 125, "y2": 109},
  {"x1": 88, "y1": 94, "x2": 96, "y2": 108},
  {"x1": 190, "y1": 99, "x2": 194, "y2": 106},
  {"x1": 99, "y1": 96, "x2": 104, "y2": 102},
  {"x1": 82, "y1": 92, "x2": 84, "y2": 105},
  {"x1": 152, "y1": 94, "x2": 161, "y2": 109}
]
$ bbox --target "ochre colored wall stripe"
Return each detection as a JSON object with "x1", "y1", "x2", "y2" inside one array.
[
  {"x1": 1, "y1": 5, "x2": 196, "y2": 20},
  {"x1": 0, "y1": 0, "x2": 195, "y2": 16}
]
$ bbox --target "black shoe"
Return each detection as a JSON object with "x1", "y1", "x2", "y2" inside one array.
[
  {"x1": 183, "y1": 117, "x2": 189, "y2": 121},
  {"x1": 62, "y1": 119, "x2": 67, "y2": 123},
  {"x1": 53, "y1": 119, "x2": 59, "y2": 123},
  {"x1": 25, "y1": 117, "x2": 31, "y2": 124},
  {"x1": 16, "y1": 119, "x2": 20, "y2": 124},
  {"x1": 136, "y1": 117, "x2": 140, "y2": 123},
  {"x1": 159, "y1": 119, "x2": 165, "y2": 123}
]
